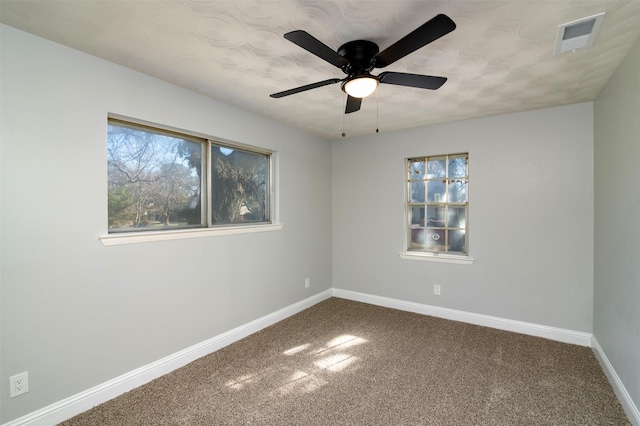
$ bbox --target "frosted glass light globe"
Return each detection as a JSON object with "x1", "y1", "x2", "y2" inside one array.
[{"x1": 344, "y1": 77, "x2": 378, "y2": 98}]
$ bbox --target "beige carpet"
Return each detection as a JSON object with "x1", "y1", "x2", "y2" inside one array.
[{"x1": 61, "y1": 298, "x2": 629, "y2": 425}]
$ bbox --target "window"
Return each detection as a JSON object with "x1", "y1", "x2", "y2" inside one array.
[
  {"x1": 107, "y1": 118, "x2": 271, "y2": 233},
  {"x1": 406, "y1": 153, "x2": 468, "y2": 256}
]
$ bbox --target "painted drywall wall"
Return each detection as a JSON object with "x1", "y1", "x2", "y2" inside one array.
[
  {"x1": 332, "y1": 102, "x2": 594, "y2": 332},
  {"x1": 594, "y1": 36, "x2": 640, "y2": 411},
  {"x1": 0, "y1": 25, "x2": 332, "y2": 423}
]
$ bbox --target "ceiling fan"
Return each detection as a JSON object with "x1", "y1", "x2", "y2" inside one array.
[{"x1": 270, "y1": 14, "x2": 456, "y2": 114}]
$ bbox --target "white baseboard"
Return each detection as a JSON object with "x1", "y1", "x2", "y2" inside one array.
[
  {"x1": 592, "y1": 336, "x2": 640, "y2": 426},
  {"x1": 332, "y1": 288, "x2": 593, "y2": 347},
  {"x1": 6, "y1": 289, "x2": 624, "y2": 426},
  {"x1": 333, "y1": 289, "x2": 640, "y2": 423},
  {"x1": 3, "y1": 290, "x2": 333, "y2": 426}
]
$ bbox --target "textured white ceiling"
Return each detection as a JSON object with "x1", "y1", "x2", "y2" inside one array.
[{"x1": 2, "y1": 1, "x2": 640, "y2": 140}]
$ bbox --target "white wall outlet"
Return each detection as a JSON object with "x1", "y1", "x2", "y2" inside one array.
[
  {"x1": 10, "y1": 372, "x2": 28, "y2": 398},
  {"x1": 434, "y1": 284, "x2": 441, "y2": 296},
  {"x1": 305, "y1": 278, "x2": 310, "y2": 288}
]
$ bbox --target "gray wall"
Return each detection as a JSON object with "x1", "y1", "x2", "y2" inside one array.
[
  {"x1": 594, "y1": 36, "x2": 640, "y2": 411},
  {"x1": 0, "y1": 25, "x2": 332, "y2": 423},
  {"x1": 3, "y1": 19, "x2": 638, "y2": 425},
  {"x1": 332, "y1": 102, "x2": 595, "y2": 332}
]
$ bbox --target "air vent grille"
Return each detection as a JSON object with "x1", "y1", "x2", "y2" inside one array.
[
  {"x1": 563, "y1": 20, "x2": 596, "y2": 40},
  {"x1": 554, "y1": 13, "x2": 605, "y2": 55}
]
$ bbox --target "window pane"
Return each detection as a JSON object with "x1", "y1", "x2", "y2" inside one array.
[
  {"x1": 427, "y1": 180, "x2": 446, "y2": 202},
  {"x1": 211, "y1": 145, "x2": 269, "y2": 224},
  {"x1": 448, "y1": 230, "x2": 466, "y2": 253},
  {"x1": 447, "y1": 207, "x2": 466, "y2": 228},
  {"x1": 107, "y1": 122, "x2": 203, "y2": 231},
  {"x1": 426, "y1": 206, "x2": 446, "y2": 228},
  {"x1": 426, "y1": 229, "x2": 445, "y2": 251},
  {"x1": 410, "y1": 228, "x2": 425, "y2": 249},
  {"x1": 410, "y1": 207, "x2": 425, "y2": 226},
  {"x1": 408, "y1": 159, "x2": 426, "y2": 180},
  {"x1": 448, "y1": 179, "x2": 468, "y2": 203},
  {"x1": 409, "y1": 181, "x2": 425, "y2": 202},
  {"x1": 427, "y1": 158, "x2": 446, "y2": 178},
  {"x1": 448, "y1": 156, "x2": 467, "y2": 178}
]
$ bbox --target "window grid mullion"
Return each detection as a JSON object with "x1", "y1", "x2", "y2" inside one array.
[
  {"x1": 206, "y1": 140, "x2": 213, "y2": 227},
  {"x1": 444, "y1": 158, "x2": 449, "y2": 251}
]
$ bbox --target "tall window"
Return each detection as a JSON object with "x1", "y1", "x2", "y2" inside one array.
[
  {"x1": 407, "y1": 153, "x2": 468, "y2": 255},
  {"x1": 107, "y1": 118, "x2": 270, "y2": 232}
]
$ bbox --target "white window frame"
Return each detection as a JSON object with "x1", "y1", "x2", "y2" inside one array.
[
  {"x1": 400, "y1": 153, "x2": 474, "y2": 265},
  {"x1": 100, "y1": 116, "x2": 281, "y2": 246}
]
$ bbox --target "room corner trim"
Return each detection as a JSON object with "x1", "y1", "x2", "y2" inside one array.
[
  {"x1": 1, "y1": 289, "x2": 333, "y2": 426},
  {"x1": 591, "y1": 336, "x2": 640, "y2": 425},
  {"x1": 331, "y1": 288, "x2": 593, "y2": 347}
]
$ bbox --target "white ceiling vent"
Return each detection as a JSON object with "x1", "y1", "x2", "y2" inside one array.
[{"x1": 554, "y1": 13, "x2": 605, "y2": 55}]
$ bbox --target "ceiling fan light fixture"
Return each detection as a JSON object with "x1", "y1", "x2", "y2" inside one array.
[{"x1": 343, "y1": 76, "x2": 378, "y2": 98}]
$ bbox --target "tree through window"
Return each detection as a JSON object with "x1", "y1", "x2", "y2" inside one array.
[{"x1": 107, "y1": 118, "x2": 271, "y2": 232}]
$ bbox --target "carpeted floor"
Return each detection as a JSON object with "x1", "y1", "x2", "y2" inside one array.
[{"x1": 61, "y1": 298, "x2": 629, "y2": 425}]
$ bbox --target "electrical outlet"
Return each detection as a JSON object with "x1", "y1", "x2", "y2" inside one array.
[
  {"x1": 10, "y1": 372, "x2": 28, "y2": 398},
  {"x1": 305, "y1": 278, "x2": 310, "y2": 288},
  {"x1": 434, "y1": 284, "x2": 441, "y2": 296}
]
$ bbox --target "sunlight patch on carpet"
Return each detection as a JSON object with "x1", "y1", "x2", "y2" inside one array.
[
  {"x1": 327, "y1": 334, "x2": 368, "y2": 349},
  {"x1": 314, "y1": 353, "x2": 358, "y2": 372},
  {"x1": 276, "y1": 370, "x2": 327, "y2": 395},
  {"x1": 312, "y1": 334, "x2": 368, "y2": 356},
  {"x1": 283, "y1": 343, "x2": 311, "y2": 355},
  {"x1": 225, "y1": 374, "x2": 257, "y2": 390}
]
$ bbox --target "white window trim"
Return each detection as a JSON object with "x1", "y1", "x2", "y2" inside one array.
[
  {"x1": 100, "y1": 223, "x2": 284, "y2": 246},
  {"x1": 398, "y1": 251, "x2": 475, "y2": 265},
  {"x1": 106, "y1": 115, "x2": 279, "y2": 242},
  {"x1": 404, "y1": 153, "x2": 471, "y2": 263}
]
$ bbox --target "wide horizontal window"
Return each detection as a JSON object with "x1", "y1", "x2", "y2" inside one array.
[{"x1": 107, "y1": 118, "x2": 271, "y2": 233}]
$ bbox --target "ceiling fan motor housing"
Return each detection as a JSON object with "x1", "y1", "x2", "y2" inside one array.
[
  {"x1": 338, "y1": 40, "x2": 380, "y2": 95},
  {"x1": 338, "y1": 40, "x2": 379, "y2": 75}
]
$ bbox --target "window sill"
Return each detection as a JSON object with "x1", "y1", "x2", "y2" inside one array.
[
  {"x1": 399, "y1": 251, "x2": 475, "y2": 265},
  {"x1": 100, "y1": 224, "x2": 285, "y2": 246}
]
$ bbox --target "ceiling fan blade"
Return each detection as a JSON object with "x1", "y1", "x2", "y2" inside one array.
[
  {"x1": 374, "y1": 14, "x2": 456, "y2": 68},
  {"x1": 378, "y1": 72, "x2": 447, "y2": 90},
  {"x1": 270, "y1": 78, "x2": 342, "y2": 98},
  {"x1": 345, "y1": 95, "x2": 362, "y2": 114},
  {"x1": 284, "y1": 30, "x2": 349, "y2": 68}
]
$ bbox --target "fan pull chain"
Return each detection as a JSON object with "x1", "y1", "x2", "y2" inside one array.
[
  {"x1": 376, "y1": 86, "x2": 379, "y2": 134},
  {"x1": 342, "y1": 94, "x2": 347, "y2": 137}
]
